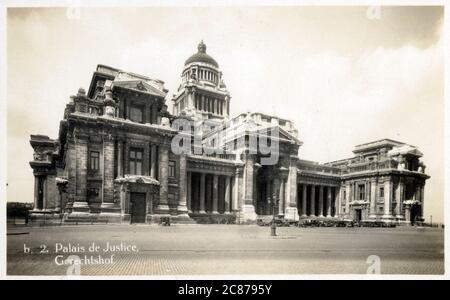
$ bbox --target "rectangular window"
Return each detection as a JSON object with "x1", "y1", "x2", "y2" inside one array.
[
  {"x1": 358, "y1": 184, "x2": 365, "y2": 200},
  {"x1": 343, "y1": 190, "x2": 346, "y2": 200},
  {"x1": 89, "y1": 151, "x2": 99, "y2": 171},
  {"x1": 129, "y1": 148, "x2": 143, "y2": 175},
  {"x1": 168, "y1": 161, "x2": 176, "y2": 178},
  {"x1": 379, "y1": 187, "x2": 384, "y2": 198},
  {"x1": 129, "y1": 105, "x2": 144, "y2": 123}
]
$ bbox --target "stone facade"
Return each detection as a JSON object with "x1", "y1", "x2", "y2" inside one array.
[{"x1": 29, "y1": 42, "x2": 430, "y2": 225}]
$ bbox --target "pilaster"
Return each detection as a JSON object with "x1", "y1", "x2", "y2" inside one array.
[{"x1": 156, "y1": 145, "x2": 170, "y2": 214}]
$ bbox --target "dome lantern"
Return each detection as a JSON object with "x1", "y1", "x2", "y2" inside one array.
[{"x1": 184, "y1": 40, "x2": 219, "y2": 68}]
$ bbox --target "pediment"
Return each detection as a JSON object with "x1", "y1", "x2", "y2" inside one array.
[{"x1": 112, "y1": 80, "x2": 166, "y2": 98}]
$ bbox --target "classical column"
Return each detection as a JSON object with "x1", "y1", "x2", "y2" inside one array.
[
  {"x1": 72, "y1": 133, "x2": 89, "y2": 213},
  {"x1": 285, "y1": 159, "x2": 299, "y2": 221},
  {"x1": 199, "y1": 173, "x2": 206, "y2": 214},
  {"x1": 232, "y1": 169, "x2": 241, "y2": 212},
  {"x1": 272, "y1": 178, "x2": 280, "y2": 215},
  {"x1": 383, "y1": 178, "x2": 393, "y2": 219},
  {"x1": 212, "y1": 174, "x2": 219, "y2": 214},
  {"x1": 278, "y1": 178, "x2": 285, "y2": 216},
  {"x1": 326, "y1": 186, "x2": 332, "y2": 217},
  {"x1": 102, "y1": 134, "x2": 115, "y2": 203},
  {"x1": 224, "y1": 176, "x2": 231, "y2": 213},
  {"x1": 318, "y1": 186, "x2": 324, "y2": 217},
  {"x1": 101, "y1": 134, "x2": 118, "y2": 214},
  {"x1": 143, "y1": 142, "x2": 150, "y2": 176},
  {"x1": 156, "y1": 146, "x2": 170, "y2": 214},
  {"x1": 117, "y1": 139, "x2": 123, "y2": 178},
  {"x1": 301, "y1": 184, "x2": 307, "y2": 217},
  {"x1": 369, "y1": 178, "x2": 377, "y2": 219},
  {"x1": 33, "y1": 175, "x2": 39, "y2": 210},
  {"x1": 336, "y1": 186, "x2": 342, "y2": 217},
  {"x1": 244, "y1": 155, "x2": 254, "y2": 205},
  {"x1": 119, "y1": 184, "x2": 127, "y2": 215},
  {"x1": 345, "y1": 182, "x2": 351, "y2": 217},
  {"x1": 310, "y1": 185, "x2": 316, "y2": 216},
  {"x1": 420, "y1": 182, "x2": 425, "y2": 218},
  {"x1": 241, "y1": 154, "x2": 257, "y2": 221},
  {"x1": 150, "y1": 144, "x2": 157, "y2": 179},
  {"x1": 187, "y1": 172, "x2": 192, "y2": 213},
  {"x1": 396, "y1": 178, "x2": 404, "y2": 219},
  {"x1": 266, "y1": 179, "x2": 272, "y2": 215},
  {"x1": 66, "y1": 137, "x2": 76, "y2": 207},
  {"x1": 177, "y1": 154, "x2": 188, "y2": 215},
  {"x1": 365, "y1": 181, "x2": 370, "y2": 202},
  {"x1": 124, "y1": 142, "x2": 130, "y2": 175},
  {"x1": 187, "y1": 89, "x2": 194, "y2": 109}
]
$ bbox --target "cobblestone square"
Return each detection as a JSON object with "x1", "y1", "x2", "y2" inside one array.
[{"x1": 7, "y1": 225, "x2": 444, "y2": 276}]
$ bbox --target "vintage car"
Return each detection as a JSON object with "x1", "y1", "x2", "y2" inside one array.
[
  {"x1": 297, "y1": 219, "x2": 321, "y2": 227},
  {"x1": 335, "y1": 219, "x2": 356, "y2": 227}
]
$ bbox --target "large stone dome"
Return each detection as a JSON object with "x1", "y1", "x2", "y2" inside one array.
[{"x1": 184, "y1": 41, "x2": 219, "y2": 68}]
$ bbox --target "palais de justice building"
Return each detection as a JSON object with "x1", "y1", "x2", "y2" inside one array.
[{"x1": 29, "y1": 42, "x2": 429, "y2": 225}]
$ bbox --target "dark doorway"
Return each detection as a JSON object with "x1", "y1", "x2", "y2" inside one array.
[
  {"x1": 131, "y1": 192, "x2": 146, "y2": 224},
  {"x1": 354, "y1": 209, "x2": 362, "y2": 222},
  {"x1": 37, "y1": 177, "x2": 44, "y2": 210},
  {"x1": 410, "y1": 204, "x2": 420, "y2": 225}
]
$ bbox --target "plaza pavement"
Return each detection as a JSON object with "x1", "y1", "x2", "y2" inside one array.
[{"x1": 7, "y1": 224, "x2": 444, "y2": 276}]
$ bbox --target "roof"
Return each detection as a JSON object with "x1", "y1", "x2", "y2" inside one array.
[
  {"x1": 185, "y1": 41, "x2": 219, "y2": 68},
  {"x1": 353, "y1": 139, "x2": 405, "y2": 153}
]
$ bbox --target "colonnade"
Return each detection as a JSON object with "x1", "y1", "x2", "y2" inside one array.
[
  {"x1": 298, "y1": 184, "x2": 340, "y2": 218},
  {"x1": 187, "y1": 172, "x2": 235, "y2": 214}
]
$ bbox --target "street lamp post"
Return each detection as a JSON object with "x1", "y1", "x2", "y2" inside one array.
[{"x1": 271, "y1": 200, "x2": 277, "y2": 236}]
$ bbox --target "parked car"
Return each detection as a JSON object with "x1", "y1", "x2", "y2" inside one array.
[
  {"x1": 298, "y1": 219, "x2": 321, "y2": 227},
  {"x1": 256, "y1": 218, "x2": 271, "y2": 226}
]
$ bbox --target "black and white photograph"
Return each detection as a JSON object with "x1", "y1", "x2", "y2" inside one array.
[{"x1": 0, "y1": 0, "x2": 447, "y2": 280}]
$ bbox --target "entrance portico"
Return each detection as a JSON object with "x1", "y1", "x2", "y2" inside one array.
[
  {"x1": 297, "y1": 184, "x2": 340, "y2": 218},
  {"x1": 186, "y1": 155, "x2": 237, "y2": 223}
]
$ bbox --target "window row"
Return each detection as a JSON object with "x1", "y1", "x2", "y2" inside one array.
[
  {"x1": 88, "y1": 149, "x2": 176, "y2": 178},
  {"x1": 342, "y1": 185, "x2": 385, "y2": 200}
]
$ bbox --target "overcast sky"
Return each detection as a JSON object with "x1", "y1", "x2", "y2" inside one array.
[{"x1": 7, "y1": 6, "x2": 444, "y2": 222}]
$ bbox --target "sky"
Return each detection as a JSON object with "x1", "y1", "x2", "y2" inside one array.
[{"x1": 6, "y1": 6, "x2": 444, "y2": 223}]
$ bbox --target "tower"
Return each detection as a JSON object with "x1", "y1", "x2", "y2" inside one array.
[{"x1": 172, "y1": 41, "x2": 231, "y2": 125}]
